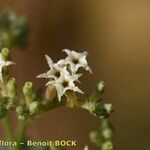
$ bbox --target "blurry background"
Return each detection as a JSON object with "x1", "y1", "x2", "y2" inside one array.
[{"x1": 0, "y1": 0, "x2": 150, "y2": 149}]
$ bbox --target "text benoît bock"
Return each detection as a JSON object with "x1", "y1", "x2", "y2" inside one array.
[{"x1": 0, "y1": 140, "x2": 77, "y2": 147}]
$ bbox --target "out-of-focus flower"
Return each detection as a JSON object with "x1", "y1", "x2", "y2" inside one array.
[
  {"x1": 102, "y1": 128, "x2": 114, "y2": 140},
  {"x1": 101, "y1": 141, "x2": 113, "y2": 150},
  {"x1": 29, "y1": 101, "x2": 39, "y2": 115},
  {"x1": 63, "y1": 49, "x2": 92, "y2": 74},
  {"x1": 0, "y1": 52, "x2": 15, "y2": 82},
  {"x1": 46, "y1": 67, "x2": 83, "y2": 101},
  {"x1": 0, "y1": 9, "x2": 28, "y2": 48},
  {"x1": 104, "y1": 103, "x2": 113, "y2": 114}
]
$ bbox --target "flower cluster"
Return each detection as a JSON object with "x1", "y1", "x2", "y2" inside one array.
[
  {"x1": 89, "y1": 119, "x2": 114, "y2": 150},
  {"x1": 37, "y1": 49, "x2": 92, "y2": 101},
  {"x1": 16, "y1": 82, "x2": 40, "y2": 120},
  {"x1": 0, "y1": 9, "x2": 115, "y2": 150}
]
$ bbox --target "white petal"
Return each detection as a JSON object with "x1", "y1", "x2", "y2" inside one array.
[
  {"x1": 45, "y1": 80, "x2": 55, "y2": 86},
  {"x1": 63, "y1": 49, "x2": 71, "y2": 55},
  {"x1": 45, "y1": 55, "x2": 53, "y2": 68},
  {"x1": 74, "y1": 86, "x2": 84, "y2": 94},
  {"x1": 86, "y1": 66, "x2": 92, "y2": 73},
  {"x1": 82, "y1": 51, "x2": 88, "y2": 56},
  {"x1": 37, "y1": 73, "x2": 49, "y2": 78},
  {"x1": 57, "y1": 59, "x2": 66, "y2": 67},
  {"x1": 55, "y1": 84, "x2": 64, "y2": 101}
]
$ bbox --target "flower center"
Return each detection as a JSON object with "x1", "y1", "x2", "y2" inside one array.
[
  {"x1": 62, "y1": 81, "x2": 68, "y2": 87},
  {"x1": 72, "y1": 58, "x2": 79, "y2": 64},
  {"x1": 54, "y1": 71, "x2": 60, "y2": 78}
]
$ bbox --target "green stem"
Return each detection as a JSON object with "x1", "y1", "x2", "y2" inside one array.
[
  {"x1": 16, "y1": 119, "x2": 30, "y2": 150},
  {"x1": 2, "y1": 115, "x2": 14, "y2": 140},
  {"x1": 2, "y1": 115, "x2": 16, "y2": 150}
]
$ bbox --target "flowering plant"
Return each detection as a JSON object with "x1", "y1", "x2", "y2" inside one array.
[{"x1": 0, "y1": 10, "x2": 115, "y2": 150}]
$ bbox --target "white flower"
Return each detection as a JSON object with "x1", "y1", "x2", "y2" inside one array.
[
  {"x1": 63, "y1": 49, "x2": 92, "y2": 74},
  {"x1": 104, "y1": 103, "x2": 113, "y2": 114},
  {"x1": 83, "y1": 145, "x2": 89, "y2": 150},
  {"x1": 0, "y1": 53, "x2": 15, "y2": 82},
  {"x1": 37, "y1": 55, "x2": 65, "y2": 80},
  {"x1": 46, "y1": 67, "x2": 83, "y2": 101},
  {"x1": 37, "y1": 49, "x2": 92, "y2": 101}
]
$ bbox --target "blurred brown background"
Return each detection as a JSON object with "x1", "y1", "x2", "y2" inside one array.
[{"x1": 0, "y1": 0, "x2": 150, "y2": 149}]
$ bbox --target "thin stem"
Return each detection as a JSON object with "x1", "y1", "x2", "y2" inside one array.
[
  {"x1": 16, "y1": 119, "x2": 30, "y2": 150},
  {"x1": 2, "y1": 115, "x2": 14, "y2": 141},
  {"x1": 2, "y1": 115, "x2": 17, "y2": 150}
]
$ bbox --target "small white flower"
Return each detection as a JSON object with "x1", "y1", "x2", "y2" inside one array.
[
  {"x1": 104, "y1": 103, "x2": 113, "y2": 114},
  {"x1": 37, "y1": 55, "x2": 64, "y2": 80},
  {"x1": 37, "y1": 49, "x2": 92, "y2": 101},
  {"x1": 83, "y1": 145, "x2": 89, "y2": 150},
  {"x1": 0, "y1": 53, "x2": 15, "y2": 82},
  {"x1": 63, "y1": 49, "x2": 92, "y2": 74},
  {"x1": 46, "y1": 67, "x2": 83, "y2": 101}
]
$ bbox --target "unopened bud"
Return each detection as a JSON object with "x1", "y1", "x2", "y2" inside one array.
[
  {"x1": 22, "y1": 82, "x2": 33, "y2": 96},
  {"x1": 102, "y1": 128, "x2": 114, "y2": 140},
  {"x1": 89, "y1": 131, "x2": 101, "y2": 146},
  {"x1": 16, "y1": 106, "x2": 23, "y2": 115},
  {"x1": 98, "y1": 81, "x2": 105, "y2": 93},
  {"x1": 101, "y1": 141, "x2": 113, "y2": 150},
  {"x1": 101, "y1": 120, "x2": 114, "y2": 131},
  {"x1": 6, "y1": 78, "x2": 17, "y2": 99},
  {"x1": 88, "y1": 81, "x2": 105, "y2": 103},
  {"x1": 45, "y1": 84, "x2": 57, "y2": 100},
  {"x1": 104, "y1": 103, "x2": 113, "y2": 114},
  {"x1": 23, "y1": 82, "x2": 34, "y2": 105},
  {"x1": 1, "y1": 47, "x2": 10, "y2": 59},
  {"x1": 0, "y1": 32, "x2": 11, "y2": 49},
  {"x1": 29, "y1": 101, "x2": 39, "y2": 115}
]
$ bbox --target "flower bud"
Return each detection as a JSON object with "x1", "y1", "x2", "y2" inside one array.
[
  {"x1": 98, "y1": 81, "x2": 105, "y2": 93},
  {"x1": 88, "y1": 81, "x2": 105, "y2": 103},
  {"x1": 102, "y1": 128, "x2": 114, "y2": 140},
  {"x1": 22, "y1": 82, "x2": 33, "y2": 96},
  {"x1": 45, "y1": 84, "x2": 57, "y2": 100},
  {"x1": 93, "y1": 103, "x2": 108, "y2": 118},
  {"x1": 0, "y1": 31, "x2": 11, "y2": 49},
  {"x1": 0, "y1": 106, "x2": 7, "y2": 119},
  {"x1": 6, "y1": 78, "x2": 17, "y2": 99},
  {"x1": 16, "y1": 106, "x2": 23, "y2": 115},
  {"x1": 1, "y1": 47, "x2": 10, "y2": 59},
  {"x1": 23, "y1": 82, "x2": 34, "y2": 105},
  {"x1": 101, "y1": 141, "x2": 113, "y2": 150},
  {"x1": 101, "y1": 120, "x2": 114, "y2": 131},
  {"x1": 104, "y1": 103, "x2": 113, "y2": 114},
  {"x1": 29, "y1": 101, "x2": 39, "y2": 115},
  {"x1": 89, "y1": 131, "x2": 101, "y2": 146}
]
